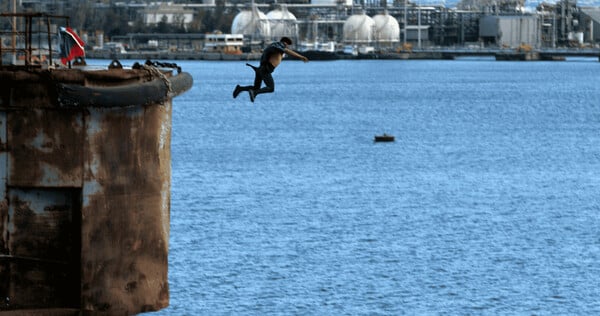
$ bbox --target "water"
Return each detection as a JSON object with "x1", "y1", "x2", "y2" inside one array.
[{"x1": 130, "y1": 57, "x2": 600, "y2": 315}]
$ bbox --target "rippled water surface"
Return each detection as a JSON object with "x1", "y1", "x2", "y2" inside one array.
[{"x1": 139, "y1": 58, "x2": 600, "y2": 315}]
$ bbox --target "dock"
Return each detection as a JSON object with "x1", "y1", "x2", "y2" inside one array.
[{"x1": 86, "y1": 48, "x2": 600, "y2": 62}]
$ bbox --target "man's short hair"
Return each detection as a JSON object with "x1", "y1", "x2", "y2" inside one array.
[{"x1": 280, "y1": 37, "x2": 293, "y2": 46}]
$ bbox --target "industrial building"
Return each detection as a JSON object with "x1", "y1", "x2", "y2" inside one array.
[
  {"x1": 479, "y1": 15, "x2": 540, "y2": 48},
  {"x1": 576, "y1": 7, "x2": 600, "y2": 44},
  {"x1": 13, "y1": 0, "x2": 600, "y2": 53}
]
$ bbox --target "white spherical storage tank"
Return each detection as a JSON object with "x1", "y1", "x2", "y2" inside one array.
[
  {"x1": 231, "y1": 6, "x2": 271, "y2": 39},
  {"x1": 266, "y1": 6, "x2": 298, "y2": 39},
  {"x1": 343, "y1": 13, "x2": 375, "y2": 43},
  {"x1": 373, "y1": 12, "x2": 400, "y2": 43}
]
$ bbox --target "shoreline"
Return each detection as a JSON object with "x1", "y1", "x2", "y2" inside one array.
[{"x1": 85, "y1": 49, "x2": 600, "y2": 62}]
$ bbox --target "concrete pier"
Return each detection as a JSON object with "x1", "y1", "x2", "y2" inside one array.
[{"x1": 0, "y1": 62, "x2": 192, "y2": 315}]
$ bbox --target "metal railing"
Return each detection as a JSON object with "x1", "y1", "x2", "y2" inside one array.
[{"x1": 0, "y1": 12, "x2": 70, "y2": 67}]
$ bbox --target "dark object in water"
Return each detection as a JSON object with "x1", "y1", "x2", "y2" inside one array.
[{"x1": 374, "y1": 134, "x2": 395, "y2": 142}]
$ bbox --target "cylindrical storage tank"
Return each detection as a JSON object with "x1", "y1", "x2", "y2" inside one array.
[
  {"x1": 267, "y1": 6, "x2": 298, "y2": 40},
  {"x1": 373, "y1": 12, "x2": 400, "y2": 44},
  {"x1": 575, "y1": 32, "x2": 584, "y2": 44},
  {"x1": 96, "y1": 31, "x2": 104, "y2": 48},
  {"x1": 231, "y1": 6, "x2": 271, "y2": 40},
  {"x1": 343, "y1": 13, "x2": 375, "y2": 43}
]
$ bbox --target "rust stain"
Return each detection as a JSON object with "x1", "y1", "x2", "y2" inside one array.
[
  {"x1": 80, "y1": 101, "x2": 171, "y2": 314},
  {"x1": 8, "y1": 109, "x2": 83, "y2": 187},
  {"x1": 0, "y1": 199, "x2": 7, "y2": 254},
  {"x1": 9, "y1": 193, "x2": 74, "y2": 260}
]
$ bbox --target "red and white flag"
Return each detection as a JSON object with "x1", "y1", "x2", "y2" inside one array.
[{"x1": 59, "y1": 27, "x2": 85, "y2": 65}]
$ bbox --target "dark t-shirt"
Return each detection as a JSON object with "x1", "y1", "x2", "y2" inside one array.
[{"x1": 260, "y1": 42, "x2": 286, "y2": 65}]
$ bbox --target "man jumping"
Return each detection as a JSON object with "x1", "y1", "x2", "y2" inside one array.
[{"x1": 233, "y1": 37, "x2": 308, "y2": 102}]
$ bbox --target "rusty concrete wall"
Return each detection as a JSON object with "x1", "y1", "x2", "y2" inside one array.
[
  {"x1": 81, "y1": 101, "x2": 172, "y2": 313},
  {"x1": 0, "y1": 106, "x2": 83, "y2": 311},
  {"x1": 0, "y1": 67, "x2": 178, "y2": 315}
]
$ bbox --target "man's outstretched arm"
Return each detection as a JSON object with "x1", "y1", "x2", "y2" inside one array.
[{"x1": 285, "y1": 49, "x2": 309, "y2": 62}]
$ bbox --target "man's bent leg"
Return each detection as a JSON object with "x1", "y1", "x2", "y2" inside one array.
[
  {"x1": 247, "y1": 69, "x2": 263, "y2": 102},
  {"x1": 254, "y1": 72, "x2": 275, "y2": 96}
]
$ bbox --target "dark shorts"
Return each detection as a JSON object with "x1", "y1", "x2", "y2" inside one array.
[{"x1": 260, "y1": 62, "x2": 275, "y2": 74}]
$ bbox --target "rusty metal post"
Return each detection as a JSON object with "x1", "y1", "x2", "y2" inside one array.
[
  {"x1": 46, "y1": 16, "x2": 53, "y2": 63},
  {"x1": 26, "y1": 16, "x2": 32, "y2": 65},
  {"x1": 11, "y1": 0, "x2": 16, "y2": 64}
]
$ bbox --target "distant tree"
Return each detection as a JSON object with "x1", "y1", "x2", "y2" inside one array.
[
  {"x1": 188, "y1": 14, "x2": 203, "y2": 33},
  {"x1": 173, "y1": 14, "x2": 187, "y2": 33},
  {"x1": 457, "y1": 0, "x2": 493, "y2": 10},
  {"x1": 200, "y1": 0, "x2": 234, "y2": 33},
  {"x1": 67, "y1": 1, "x2": 92, "y2": 31},
  {"x1": 156, "y1": 15, "x2": 170, "y2": 33},
  {"x1": 457, "y1": 0, "x2": 525, "y2": 11},
  {"x1": 113, "y1": 8, "x2": 133, "y2": 35},
  {"x1": 84, "y1": 5, "x2": 107, "y2": 32},
  {"x1": 103, "y1": 6, "x2": 131, "y2": 37},
  {"x1": 130, "y1": 17, "x2": 147, "y2": 33}
]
